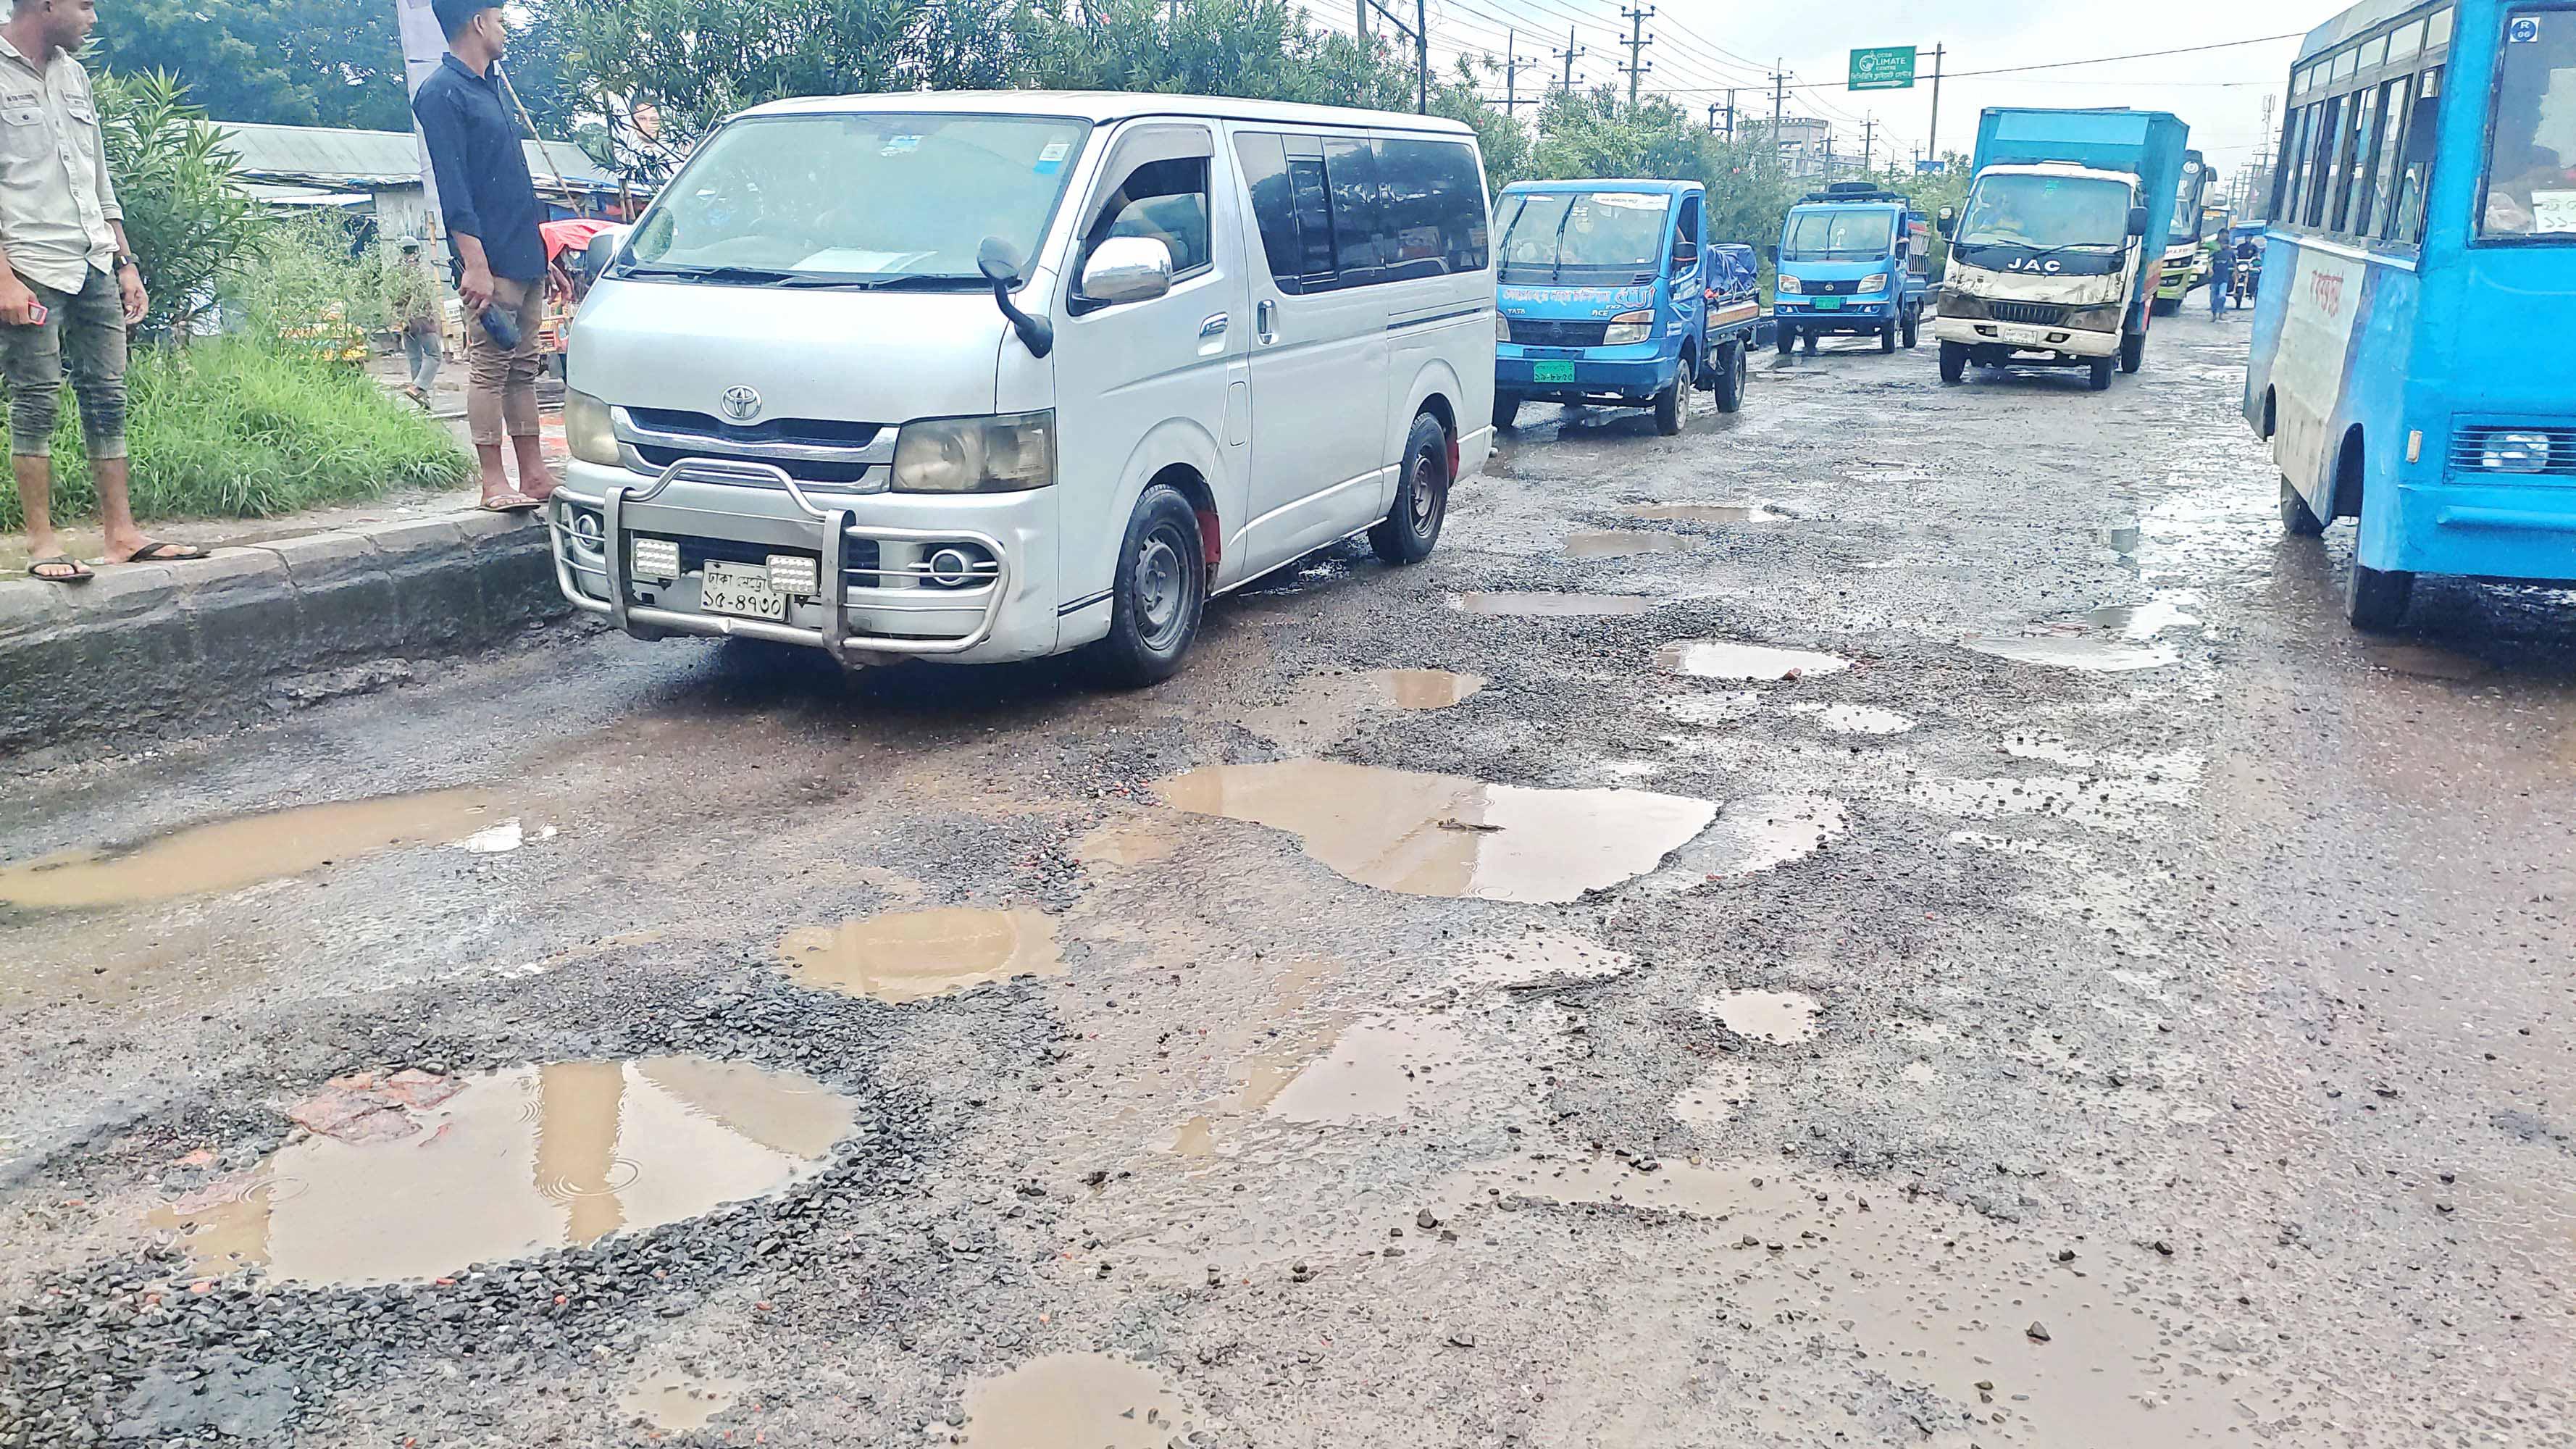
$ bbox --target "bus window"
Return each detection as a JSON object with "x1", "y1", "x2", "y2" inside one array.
[
  {"x1": 2337, "y1": 85, "x2": 2385, "y2": 233},
  {"x1": 2305, "y1": 94, "x2": 2349, "y2": 225},
  {"x1": 2357, "y1": 78, "x2": 2409, "y2": 235},
  {"x1": 2391, "y1": 67, "x2": 2443, "y2": 243},
  {"x1": 2480, "y1": 9, "x2": 2576, "y2": 238},
  {"x1": 2330, "y1": 88, "x2": 2378, "y2": 231},
  {"x1": 2388, "y1": 18, "x2": 2425, "y2": 62},
  {"x1": 2428, "y1": 6, "x2": 2453, "y2": 49}
]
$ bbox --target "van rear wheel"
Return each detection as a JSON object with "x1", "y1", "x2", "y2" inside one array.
[
  {"x1": 1713, "y1": 341, "x2": 1746, "y2": 414},
  {"x1": 1901, "y1": 306, "x2": 1919, "y2": 348},
  {"x1": 1086, "y1": 483, "x2": 1206, "y2": 688},
  {"x1": 1370, "y1": 412, "x2": 1450, "y2": 564}
]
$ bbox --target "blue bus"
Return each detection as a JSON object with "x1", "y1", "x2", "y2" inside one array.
[{"x1": 2246, "y1": 0, "x2": 2576, "y2": 628}]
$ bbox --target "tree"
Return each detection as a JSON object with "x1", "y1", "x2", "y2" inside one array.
[
  {"x1": 94, "y1": 71, "x2": 267, "y2": 337},
  {"x1": 91, "y1": 0, "x2": 409, "y2": 130}
]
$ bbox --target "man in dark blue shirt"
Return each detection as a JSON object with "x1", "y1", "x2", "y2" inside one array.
[{"x1": 413, "y1": 0, "x2": 556, "y2": 509}]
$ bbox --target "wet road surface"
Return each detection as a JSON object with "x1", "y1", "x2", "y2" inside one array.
[{"x1": 4, "y1": 311, "x2": 2572, "y2": 1447}]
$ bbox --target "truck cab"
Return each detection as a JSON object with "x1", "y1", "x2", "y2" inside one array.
[
  {"x1": 1492, "y1": 179, "x2": 1708, "y2": 435},
  {"x1": 1771, "y1": 182, "x2": 1931, "y2": 354}
]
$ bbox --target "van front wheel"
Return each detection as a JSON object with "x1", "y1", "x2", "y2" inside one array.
[
  {"x1": 1654, "y1": 353, "x2": 1693, "y2": 435},
  {"x1": 1370, "y1": 413, "x2": 1450, "y2": 564},
  {"x1": 1086, "y1": 483, "x2": 1207, "y2": 688}
]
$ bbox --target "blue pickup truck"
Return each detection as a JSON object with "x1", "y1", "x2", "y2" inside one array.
[
  {"x1": 1771, "y1": 183, "x2": 1933, "y2": 355},
  {"x1": 1492, "y1": 179, "x2": 1713, "y2": 435}
]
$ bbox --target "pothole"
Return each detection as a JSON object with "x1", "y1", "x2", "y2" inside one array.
[
  {"x1": 0, "y1": 788, "x2": 515, "y2": 909},
  {"x1": 1705, "y1": 990, "x2": 1820, "y2": 1043},
  {"x1": 1266, "y1": 1013, "x2": 1484, "y2": 1124},
  {"x1": 1655, "y1": 640, "x2": 1851, "y2": 680},
  {"x1": 148, "y1": 1057, "x2": 852, "y2": 1285},
  {"x1": 777, "y1": 908, "x2": 1062, "y2": 1003},
  {"x1": 1625, "y1": 503, "x2": 1786, "y2": 524},
  {"x1": 1236, "y1": 668, "x2": 1486, "y2": 749},
  {"x1": 1961, "y1": 632, "x2": 2179, "y2": 672},
  {"x1": 1565, "y1": 530, "x2": 1691, "y2": 558},
  {"x1": 1636, "y1": 794, "x2": 1848, "y2": 890},
  {"x1": 2085, "y1": 598, "x2": 2202, "y2": 638},
  {"x1": 1074, "y1": 815, "x2": 1178, "y2": 869},
  {"x1": 1449, "y1": 592, "x2": 1660, "y2": 617},
  {"x1": 959, "y1": 1353, "x2": 1195, "y2": 1448},
  {"x1": 1153, "y1": 760, "x2": 1716, "y2": 903},
  {"x1": 1786, "y1": 702, "x2": 1915, "y2": 735},
  {"x1": 1902, "y1": 1061, "x2": 1939, "y2": 1085},
  {"x1": 2362, "y1": 642, "x2": 2492, "y2": 680},
  {"x1": 619, "y1": 1375, "x2": 746, "y2": 1433}
]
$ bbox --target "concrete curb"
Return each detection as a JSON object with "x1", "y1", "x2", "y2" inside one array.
[{"x1": 0, "y1": 508, "x2": 568, "y2": 756}]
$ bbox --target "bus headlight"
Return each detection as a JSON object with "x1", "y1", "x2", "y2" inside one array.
[
  {"x1": 565, "y1": 389, "x2": 620, "y2": 466},
  {"x1": 892, "y1": 411, "x2": 1057, "y2": 493},
  {"x1": 1855, "y1": 273, "x2": 1888, "y2": 294},
  {"x1": 2483, "y1": 432, "x2": 2552, "y2": 474},
  {"x1": 1602, "y1": 310, "x2": 1656, "y2": 346},
  {"x1": 1775, "y1": 274, "x2": 1803, "y2": 294}
]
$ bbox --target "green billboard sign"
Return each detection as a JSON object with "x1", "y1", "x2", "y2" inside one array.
[{"x1": 1849, "y1": 46, "x2": 1917, "y2": 91}]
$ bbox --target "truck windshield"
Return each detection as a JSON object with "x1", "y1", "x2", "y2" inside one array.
[
  {"x1": 1496, "y1": 191, "x2": 1671, "y2": 280},
  {"x1": 621, "y1": 113, "x2": 1092, "y2": 285},
  {"x1": 1957, "y1": 173, "x2": 2133, "y2": 251},
  {"x1": 1781, "y1": 208, "x2": 1895, "y2": 259},
  {"x1": 2480, "y1": 8, "x2": 2576, "y2": 239}
]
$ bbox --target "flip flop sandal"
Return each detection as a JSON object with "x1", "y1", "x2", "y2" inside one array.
[
  {"x1": 120, "y1": 541, "x2": 209, "y2": 562},
  {"x1": 480, "y1": 493, "x2": 540, "y2": 513},
  {"x1": 28, "y1": 556, "x2": 92, "y2": 583}
]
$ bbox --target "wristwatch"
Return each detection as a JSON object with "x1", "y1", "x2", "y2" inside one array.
[{"x1": 115, "y1": 252, "x2": 138, "y2": 271}]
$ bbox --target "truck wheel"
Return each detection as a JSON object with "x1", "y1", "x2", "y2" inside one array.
[
  {"x1": 1493, "y1": 391, "x2": 1523, "y2": 431},
  {"x1": 1086, "y1": 482, "x2": 1207, "y2": 688},
  {"x1": 2088, "y1": 357, "x2": 2115, "y2": 391},
  {"x1": 1775, "y1": 325, "x2": 1794, "y2": 356},
  {"x1": 2279, "y1": 475, "x2": 2325, "y2": 536},
  {"x1": 1878, "y1": 321, "x2": 1897, "y2": 354},
  {"x1": 2345, "y1": 559, "x2": 2414, "y2": 632},
  {"x1": 2119, "y1": 329, "x2": 2146, "y2": 374},
  {"x1": 1713, "y1": 341, "x2": 1746, "y2": 414},
  {"x1": 1370, "y1": 412, "x2": 1450, "y2": 564},
  {"x1": 1653, "y1": 351, "x2": 1693, "y2": 435},
  {"x1": 1938, "y1": 341, "x2": 1967, "y2": 384},
  {"x1": 1901, "y1": 306, "x2": 1919, "y2": 348}
]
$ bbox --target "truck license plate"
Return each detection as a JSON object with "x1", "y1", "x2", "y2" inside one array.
[
  {"x1": 1812, "y1": 296, "x2": 1844, "y2": 311},
  {"x1": 700, "y1": 560, "x2": 786, "y2": 621},
  {"x1": 1531, "y1": 360, "x2": 1576, "y2": 383}
]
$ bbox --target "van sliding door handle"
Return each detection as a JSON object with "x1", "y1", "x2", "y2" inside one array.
[{"x1": 1256, "y1": 298, "x2": 1278, "y2": 343}]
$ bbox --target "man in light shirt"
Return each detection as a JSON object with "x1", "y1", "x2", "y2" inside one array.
[{"x1": 0, "y1": 0, "x2": 199, "y2": 581}]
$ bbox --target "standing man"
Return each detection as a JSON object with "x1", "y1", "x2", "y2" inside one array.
[
  {"x1": 0, "y1": 0, "x2": 204, "y2": 582},
  {"x1": 388, "y1": 235, "x2": 443, "y2": 407},
  {"x1": 2206, "y1": 237, "x2": 2234, "y2": 319},
  {"x1": 413, "y1": 0, "x2": 559, "y2": 511}
]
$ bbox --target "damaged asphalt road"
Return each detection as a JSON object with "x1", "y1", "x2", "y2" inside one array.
[{"x1": 3, "y1": 311, "x2": 2571, "y2": 1447}]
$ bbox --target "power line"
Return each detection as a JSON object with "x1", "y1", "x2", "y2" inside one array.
[{"x1": 1636, "y1": 30, "x2": 2307, "y2": 97}]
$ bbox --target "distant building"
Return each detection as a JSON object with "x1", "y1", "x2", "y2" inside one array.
[{"x1": 214, "y1": 121, "x2": 634, "y2": 261}]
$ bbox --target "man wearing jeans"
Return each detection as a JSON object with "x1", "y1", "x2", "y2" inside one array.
[
  {"x1": 0, "y1": 0, "x2": 204, "y2": 582},
  {"x1": 413, "y1": 0, "x2": 558, "y2": 511}
]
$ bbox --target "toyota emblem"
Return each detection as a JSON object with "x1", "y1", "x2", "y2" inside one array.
[{"x1": 720, "y1": 385, "x2": 761, "y2": 422}]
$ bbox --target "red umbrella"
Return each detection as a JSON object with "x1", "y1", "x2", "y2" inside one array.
[{"x1": 540, "y1": 218, "x2": 617, "y2": 264}]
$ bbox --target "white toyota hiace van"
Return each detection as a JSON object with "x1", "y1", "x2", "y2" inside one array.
[{"x1": 551, "y1": 92, "x2": 1495, "y2": 684}]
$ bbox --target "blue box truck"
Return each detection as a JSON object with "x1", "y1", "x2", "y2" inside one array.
[
  {"x1": 1770, "y1": 182, "x2": 1933, "y2": 356},
  {"x1": 1931, "y1": 107, "x2": 2191, "y2": 391}
]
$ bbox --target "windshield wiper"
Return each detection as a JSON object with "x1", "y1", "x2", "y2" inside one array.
[
  {"x1": 616, "y1": 263, "x2": 798, "y2": 285},
  {"x1": 845, "y1": 274, "x2": 984, "y2": 291}
]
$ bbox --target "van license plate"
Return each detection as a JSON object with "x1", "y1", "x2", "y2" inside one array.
[
  {"x1": 1812, "y1": 296, "x2": 1844, "y2": 311},
  {"x1": 1531, "y1": 361, "x2": 1576, "y2": 383},
  {"x1": 700, "y1": 560, "x2": 786, "y2": 620}
]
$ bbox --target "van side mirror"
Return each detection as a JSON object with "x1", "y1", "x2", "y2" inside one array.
[
  {"x1": 2127, "y1": 206, "x2": 2150, "y2": 237},
  {"x1": 1079, "y1": 235, "x2": 1174, "y2": 306},
  {"x1": 1672, "y1": 240, "x2": 1699, "y2": 272},
  {"x1": 576, "y1": 231, "x2": 618, "y2": 281},
  {"x1": 976, "y1": 235, "x2": 1054, "y2": 359},
  {"x1": 1936, "y1": 206, "x2": 1955, "y2": 238}
]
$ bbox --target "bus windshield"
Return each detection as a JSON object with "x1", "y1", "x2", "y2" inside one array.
[
  {"x1": 1497, "y1": 191, "x2": 1671, "y2": 279},
  {"x1": 1957, "y1": 173, "x2": 2134, "y2": 251},
  {"x1": 1781, "y1": 207, "x2": 1896, "y2": 260},
  {"x1": 2481, "y1": 9, "x2": 2576, "y2": 238},
  {"x1": 622, "y1": 113, "x2": 1091, "y2": 285}
]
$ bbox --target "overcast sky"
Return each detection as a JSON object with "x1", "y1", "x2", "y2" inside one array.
[{"x1": 1318, "y1": 0, "x2": 2336, "y2": 187}]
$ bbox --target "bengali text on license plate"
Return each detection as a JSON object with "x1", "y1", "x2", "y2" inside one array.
[
  {"x1": 1531, "y1": 360, "x2": 1576, "y2": 383},
  {"x1": 699, "y1": 560, "x2": 786, "y2": 620},
  {"x1": 1813, "y1": 296, "x2": 1843, "y2": 310}
]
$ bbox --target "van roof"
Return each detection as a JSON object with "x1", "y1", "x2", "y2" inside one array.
[
  {"x1": 741, "y1": 90, "x2": 1479, "y2": 137},
  {"x1": 1497, "y1": 178, "x2": 1701, "y2": 193}
]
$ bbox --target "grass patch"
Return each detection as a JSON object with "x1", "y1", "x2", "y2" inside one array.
[{"x1": 0, "y1": 338, "x2": 472, "y2": 532}]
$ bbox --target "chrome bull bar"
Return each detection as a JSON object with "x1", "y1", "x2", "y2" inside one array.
[{"x1": 571, "y1": 457, "x2": 1011, "y2": 660}]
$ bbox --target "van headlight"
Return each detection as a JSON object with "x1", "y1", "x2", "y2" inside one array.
[
  {"x1": 565, "y1": 389, "x2": 620, "y2": 466},
  {"x1": 1775, "y1": 274, "x2": 1802, "y2": 294},
  {"x1": 891, "y1": 411, "x2": 1057, "y2": 493},
  {"x1": 1856, "y1": 273, "x2": 1888, "y2": 295},
  {"x1": 1495, "y1": 312, "x2": 1512, "y2": 343},
  {"x1": 1602, "y1": 310, "x2": 1656, "y2": 346}
]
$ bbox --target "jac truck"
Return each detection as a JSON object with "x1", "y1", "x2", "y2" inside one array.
[{"x1": 1931, "y1": 107, "x2": 2190, "y2": 391}]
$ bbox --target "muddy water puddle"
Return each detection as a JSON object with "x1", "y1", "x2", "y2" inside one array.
[
  {"x1": 1442, "y1": 1155, "x2": 2264, "y2": 1445},
  {"x1": 151, "y1": 1057, "x2": 851, "y2": 1285},
  {"x1": 1655, "y1": 640, "x2": 1851, "y2": 680},
  {"x1": 1704, "y1": 989, "x2": 1820, "y2": 1043},
  {"x1": 1636, "y1": 793, "x2": 1849, "y2": 890},
  {"x1": 1265, "y1": 1013, "x2": 1482, "y2": 1124},
  {"x1": 2362, "y1": 641, "x2": 2493, "y2": 681},
  {"x1": 1073, "y1": 815, "x2": 1177, "y2": 869},
  {"x1": 1961, "y1": 632, "x2": 2182, "y2": 672},
  {"x1": 1565, "y1": 530, "x2": 1691, "y2": 558},
  {"x1": 1449, "y1": 591, "x2": 1660, "y2": 617},
  {"x1": 777, "y1": 907, "x2": 1062, "y2": 1003},
  {"x1": 1154, "y1": 759, "x2": 1715, "y2": 903},
  {"x1": 960, "y1": 1353, "x2": 1195, "y2": 1448},
  {"x1": 1625, "y1": 503, "x2": 1785, "y2": 524},
  {"x1": 1236, "y1": 668, "x2": 1485, "y2": 749},
  {"x1": 0, "y1": 788, "x2": 515, "y2": 909},
  {"x1": 619, "y1": 1375, "x2": 745, "y2": 1432},
  {"x1": 1787, "y1": 701, "x2": 1915, "y2": 735}
]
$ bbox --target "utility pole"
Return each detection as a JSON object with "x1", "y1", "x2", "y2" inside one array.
[
  {"x1": 1862, "y1": 115, "x2": 1876, "y2": 173},
  {"x1": 1356, "y1": 0, "x2": 1367, "y2": 45},
  {"x1": 1620, "y1": 7, "x2": 1652, "y2": 107},
  {"x1": 1770, "y1": 59, "x2": 1789, "y2": 170},
  {"x1": 1723, "y1": 88, "x2": 1736, "y2": 141},
  {"x1": 1925, "y1": 43, "x2": 1944, "y2": 171},
  {"x1": 1416, "y1": 0, "x2": 1427, "y2": 114},
  {"x1": 1555, "y1": 26, "x2": 1583, "y2": 93},
  {"x1": 1500, "y1": 30, "x2": 1543, "y2": 117},
  {"x1": 1707, "y1": 101, "x2": 1721, "y2": 135}
]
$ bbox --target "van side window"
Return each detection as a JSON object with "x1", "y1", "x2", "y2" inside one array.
[
  {"x1": 1378, "y1": 137, "x2": 1490, "y2": 279},
  {"x1": 1669, "y1": 194, "x2": 1702, "y2": 271},
  {"x1": 1084, "y1": 156, "x2": 1210, "y2": 278},
  {"x1": 1323, "y1": 136, "x2": 1385, "y2": 283},
  {"x1": 1287, "y1": 156, "x2": 1336, "y2": 282},
  {"x1": 1234, "y1": 131, "x2": 1305, "y2": 293},
  {"x1": 1239, "y1": 130, "x2": 1485, "y2": 293}
]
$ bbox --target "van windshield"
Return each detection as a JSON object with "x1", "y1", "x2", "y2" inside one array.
[
  {"x1": 619, "y1": 113, "x2": 1092, "y2": 286},
  {"x1": 1781, "y1": 207, "x2": 1896, "y2": 260},
  {"x1": 1957, "y1": 173, "x2": 2133, "y2": 252},
  {"x1": 1496, "y1": 191, "x2": 1671, "y2": 280}
]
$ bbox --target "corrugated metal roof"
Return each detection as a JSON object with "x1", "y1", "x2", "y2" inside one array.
[{"x1": 213, "y1": 121, "x2": 616, "y2": 191}]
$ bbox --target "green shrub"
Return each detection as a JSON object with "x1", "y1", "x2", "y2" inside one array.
[
  {"x1": 0, "y1": 338, "x2": 472, "y2": 530},
  {"x1": 94, "y1": 70, "x2": 269, "y2": 339},
  {"x1": 225, "y1": 212, "x2": 396, "y2": 342}
]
